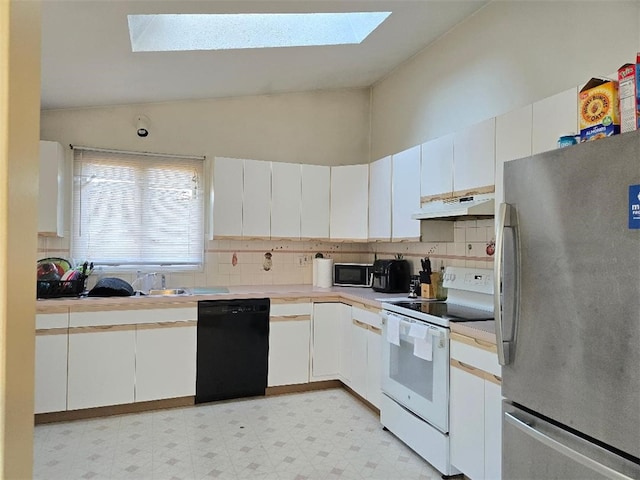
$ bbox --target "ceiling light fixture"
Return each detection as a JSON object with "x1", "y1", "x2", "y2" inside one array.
[{"x1": 127, "y1": 12, "x2": 392, "y2": 52}]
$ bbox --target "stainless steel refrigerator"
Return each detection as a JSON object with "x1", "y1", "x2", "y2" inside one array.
[{"x1": 495, "y1": 130, "x2": 640, "y2": 479}]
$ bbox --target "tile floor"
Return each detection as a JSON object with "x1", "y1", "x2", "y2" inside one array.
[{"x1": 34, "y1": 388, "x2": 442, "y2": 480}]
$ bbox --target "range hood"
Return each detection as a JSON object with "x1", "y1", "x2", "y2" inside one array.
[{"x1": 412, "y1": 193, "x2": 495, "y2": 220}]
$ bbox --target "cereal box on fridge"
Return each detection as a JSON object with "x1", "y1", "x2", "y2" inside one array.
[
  {"x1": 579, "y1": 77, "x2": 620, "y2": 142},
  {"x1": 618, "y1": 62, "x2": 639, "y2": 133}
]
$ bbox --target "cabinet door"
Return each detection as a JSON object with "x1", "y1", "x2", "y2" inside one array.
[
  {"x1": 495, "y1": 105, "x2": 533, "y2": 212},
  {"x1": 350, "y1": 318, "x2": 369, "y2": 399},
  {"x1": 301, "y1": 164, "x2": 330, "y2": 239},
  {"x1": 368, "y1": 156, "x2": 391, "y2": 241},
  {"x1": 271, "y1": 162, "x2": 301, "y2": 239},
  {"x1": 242, "y1": 159, "x2": 271, "y2": 238},
  {"x1": 366, "y1": 326, "x2": 382, "y2": 408},
  {"x1": 338, "y1": 303, "x2": 353, "y2": 385},
  {"x1": 484, "y1": 380, "x2": 503, "y2": 480},
  {"x1": 453, "y1": 118, "x2": 496, "y2": 195},
  {"x1": 213, "y1": 157, "x2": 243, "y2": 237},
  {"x1": 392, "y1": 145, "x2": 421, "y2": 241},
  {"x1": 330, "y1": 164, "x2": 369, "y2": 241},
  {"x1": 135, "y1": 323, "x2": 196, "y2": 402},
  {"x1": 450, "y1": 365, "x2": 485, "y2": 480},
  {"x1": 532, "y1": 87, "x2": 578, "y2": 155},
  {"x1": 311, "y1": 303, "x2": 341, "y2": 380},
  {"x1": 68, "y1": 327, "x2": 136, "y2": 410},
  {"x1": 34, "y1": 332, "x2": 68, "y2": 413},
  {"x1": 38, "y1": 140, "x2": 64, "y2": 237},
  {"x1": 421, "y1": 134, "x2": 454, "y2": 200},
  {"x1": 268, "y1": 318, "x2": 310, "y2": 387}
]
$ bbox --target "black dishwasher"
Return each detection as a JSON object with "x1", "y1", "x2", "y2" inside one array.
[{"x1": 196, "y1": 298, "x2": 270, "y2": 404}]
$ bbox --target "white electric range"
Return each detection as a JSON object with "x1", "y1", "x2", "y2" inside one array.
[{"x1": 379, "y1": 266, "x2": 494, "y2": 478}]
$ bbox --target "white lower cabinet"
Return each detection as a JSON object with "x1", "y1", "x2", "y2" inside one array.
[
  {"x1": 350, "y1": 319, "x2": 369, "y2": 398},
  {"x1": 484, "y1": 380, "x2": 503, "y2": 480},
  {"x1": 336, "y1": 303, "x2": 353, "y2": 386},
  {"x1": 35, "y1": 312, "x2": 69, "y2": 414},
  {"x1": 68, "y1": 326, "x2": 136, "y2": 410},
  {"x1": 311, "y1": 303, "x2": 341, "y2": 380},
  {"x1": 135, "y1": 323, "x2": 196, "y2": 402},
  {"x1": 450, "y1": 334, "x2": 502, "y2": 480},
  {"x1": 35, "y1": 333, "x2": 68, "y2": 414},
  {"x1": 450, "y1": 365, "x2": 486, "y2": 480},
  {"x1": 365, "y1": 325, "x2": 382, "y2": 408},
  {"x1": 268, "y1": 304, "x2": 311, "y2": 387},
  {"x1": 268, "y1": 319, "x2": 310, "y2": 386},
  {"x1": 350, "y1": 305, "x2": 383, "y2": 408}
]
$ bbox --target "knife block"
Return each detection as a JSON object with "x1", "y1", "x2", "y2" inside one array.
[{"x1": 421, "y1": 283, "x2": 436, "y2": 299}]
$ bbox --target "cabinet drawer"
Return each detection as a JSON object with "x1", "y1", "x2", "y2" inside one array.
[
  {"x1": 352, "y1": 305, "x2": 382, "y2": 328},
  {"x1": 270, "y1": 302, "x2": 312, "y2": 316},
  {"x1": 70, "y1": 307, "x2": 197, "y2": 327},
  {"x1": 36, "y1": 312, "x2": 69, "y2": 329},
  {"x1": 451, "y1": 338, "x2": 501, "y2": 378}
]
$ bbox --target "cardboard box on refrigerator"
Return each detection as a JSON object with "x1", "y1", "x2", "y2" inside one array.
[
  {"x1": 617, "y1": 56, "x2": 640, "y2": 133},
  {"x1": 579, "y1": 77, "x2": 620, "y2": 142}
]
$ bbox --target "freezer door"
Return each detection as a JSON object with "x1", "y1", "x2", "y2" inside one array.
[
  {"x1": 499, "y1": 131, "x2": 640, "y2": 458},
  {"x1": 503, "y1": 403, "x2": 640, "y2": 480}
]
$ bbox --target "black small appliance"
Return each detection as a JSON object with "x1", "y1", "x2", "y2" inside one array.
[{"x1": 372, "y1": 259, "x2": 411, "y2": 293}]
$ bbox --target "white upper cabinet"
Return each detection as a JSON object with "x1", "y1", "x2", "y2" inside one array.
[
  {"x1": 495, "y1": 104, "x2": 533, "y2": 210},
  {"x1": 271, "y1": 162, "x2": 301, "y2": 239},
  {"x1": 38, "y1": 140, "x2": 65, "y2": 237},
  {"x1": 330, "y1": 164, "x2": 369, "y2": 241},
  {"x1": 392, "y1": 145, "x2": 421, "y2": 241},
  {"x1": 421, "y1": 134, "x2": 454, "y2": 200},
  {"x1": 213, "y1": 157, "x2": 243, "y2": 238},
  {"x1": 453, "y1": 118, "x2": 496, "y2": 194},
  {"x1": 368, "y1": 156, "x2": 391, "y2": 241},
  {"x1": 242, "y1": 159, "x2": 271, "y2": 239},
  {"x1": 301, "y1": 164, "x2": 330, "y2": 240},
  {"x1": 532, "y1": 87, "x2": 578, "y2": 155}
]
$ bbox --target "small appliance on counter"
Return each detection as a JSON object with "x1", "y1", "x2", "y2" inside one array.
[
  {"x1": 372, "y1": 259, "x2": 410, "y2": 293},
  {"x1": 333, "y1": 263, "x2": 373, "y2": 287}
]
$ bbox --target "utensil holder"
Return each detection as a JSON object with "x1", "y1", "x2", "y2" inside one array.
[{"x1": 421, "y1": 283, "x2": 436, "y2": 299}]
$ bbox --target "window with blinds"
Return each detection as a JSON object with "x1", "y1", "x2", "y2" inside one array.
[{"x1": 72, "y1": 148, "x2": 205, "y2": 269}]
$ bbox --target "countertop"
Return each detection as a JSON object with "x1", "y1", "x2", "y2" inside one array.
[{"x1": 36, "y1": 284, "x2": 497, "y2": 344}]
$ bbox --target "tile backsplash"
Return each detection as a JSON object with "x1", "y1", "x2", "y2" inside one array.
[{"x1": 37, "y1": 219, "x2": 495, "y2": 289}]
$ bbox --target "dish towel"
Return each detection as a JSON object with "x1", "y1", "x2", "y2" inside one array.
[
  {"x1": 409, "y1": 322, "x2": 433, "y2": 361},
  {"x1": 386, "y1": 313, "x2": 401, "y2": 346}
]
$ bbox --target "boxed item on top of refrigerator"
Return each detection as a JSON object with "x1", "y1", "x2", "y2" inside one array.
[
  {"x1": 579, "y1": 77, "x2": 620, "y2": 142},
  {"x1": 617, "y1": 55, "x2": 640, "y2": 133}
]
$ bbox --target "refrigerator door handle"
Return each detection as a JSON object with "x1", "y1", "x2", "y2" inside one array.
[
  {"x1": 505, "y1": 412, "x2": 637, "y2": 480},
  {"x1": 494, "y1": 202, "x2": 518, "y2": 365}
]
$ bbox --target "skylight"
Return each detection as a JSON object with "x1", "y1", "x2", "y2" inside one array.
[{"x1": 127, "y1": 12, "x2": 392, "y2": 52}]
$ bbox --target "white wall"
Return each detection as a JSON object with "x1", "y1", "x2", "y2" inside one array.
[
  {"x1": 41, "y1": 88, "x2": 370, "y2": 166},
  {"x1": 370, "y1": 1, "x2": 640, "y2": 159}
]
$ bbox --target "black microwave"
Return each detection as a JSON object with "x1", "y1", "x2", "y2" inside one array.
[{"x1": 333, "y1": 263, "x2": 374, "y2": 287}]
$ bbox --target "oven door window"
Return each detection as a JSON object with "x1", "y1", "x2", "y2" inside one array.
[{"x1": 382, "y1": 316, "x2": 449, "y2": 433}]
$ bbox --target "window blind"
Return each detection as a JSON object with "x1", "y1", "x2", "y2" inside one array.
[{"x1": 72, "y1": 148, "x2": 205, "y2": 268}]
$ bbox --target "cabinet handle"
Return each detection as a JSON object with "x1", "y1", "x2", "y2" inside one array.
[
  {"x1": 272, "y1": 297, "x2": 311, "y2": 304},
  {"x1": 352, "y1": 319, "x2": 368, "y2": 329},
  {"x1": 451, "y1": 359, "x2": 483, "y2": 379},
  {"x1": 270, "y1": 315, "x2": 311, "y2": 323},
  {"x1": 368, "y1": 326, "x2": 382, "y2": 335}
]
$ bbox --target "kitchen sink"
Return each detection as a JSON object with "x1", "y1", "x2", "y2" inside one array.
[{"x1": 147, "y1": 288, "x2": 190, "y2": 296}]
